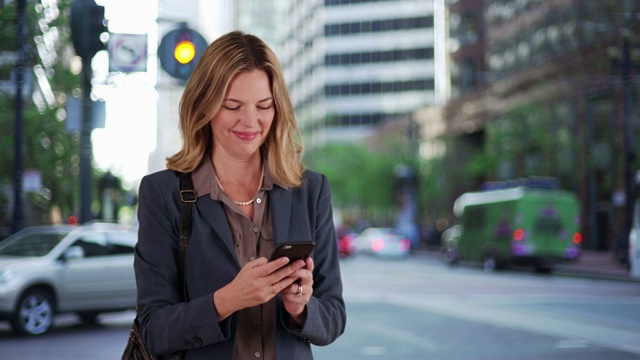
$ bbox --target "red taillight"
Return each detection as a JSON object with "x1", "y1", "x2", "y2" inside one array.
[
  {"x1": 513, "y1": 228, "x2": 525, "y2": 241},
  {"x1": 399, "y1": 239, "x2": 411, "y2": 252},
  {"x1": 371, "y1": 238, "x2": 385, "y2": 252},
  {"x1": 572, "y1": 233, "x2": 582, "y2": 244},
  {"x1": 68, "y1": 215, "x2": 78, "y2": 226}
]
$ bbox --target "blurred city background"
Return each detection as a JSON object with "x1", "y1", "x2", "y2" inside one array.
[
  {"x1": 3, "y1": 0, "x2": 640, "y2": 270},
  {"x1": 1, "y1": 0, "x2": 640, "y2": 358}
]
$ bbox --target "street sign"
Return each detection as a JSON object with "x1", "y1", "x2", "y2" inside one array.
[{"x1": 108, "y1": 33, "x2": 148, "y2": 72}]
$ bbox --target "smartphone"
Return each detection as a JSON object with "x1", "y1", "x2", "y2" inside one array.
[{"x1": 269, "y1": 242, "x2": 316, "y2": 262}]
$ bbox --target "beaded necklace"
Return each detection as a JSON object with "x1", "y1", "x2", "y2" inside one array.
[{"x1": 214, "y1": 165, "x2": 264, "y2": 206}]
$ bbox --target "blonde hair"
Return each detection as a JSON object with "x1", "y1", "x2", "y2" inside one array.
[{"x1": 166, "y1": 31, "x2": 305, "y2": 188}]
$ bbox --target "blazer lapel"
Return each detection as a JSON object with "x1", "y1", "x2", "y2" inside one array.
[
  {"x1": 270, "y1": 185, "x2": 292, "y2": 246},
  {"x1": 192, "y1": 185, "x2": 292, "y2": 259},
  {"x1": 195, "y1": 197, "x2": 238, "y2": 260}
]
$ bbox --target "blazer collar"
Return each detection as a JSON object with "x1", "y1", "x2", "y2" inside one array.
[{"x1": 190, "y1": 156, "x2": 294, "y2": 256}]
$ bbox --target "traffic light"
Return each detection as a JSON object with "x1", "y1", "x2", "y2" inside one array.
[
  {"x1": 71, "y1": 0, "x2": 107, "y2": 59},
  {"x1": 158, "y1": 26, "x2": 208, "y2": 80}
]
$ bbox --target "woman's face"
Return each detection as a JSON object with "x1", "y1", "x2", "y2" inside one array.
[{"x1": 211, "y1": 69, "x2": 275, "y2": 161}]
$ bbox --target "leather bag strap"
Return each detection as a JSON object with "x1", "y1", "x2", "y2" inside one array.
[{"x1": 178, "y1": 172, "x2": 196, "y2": 300}]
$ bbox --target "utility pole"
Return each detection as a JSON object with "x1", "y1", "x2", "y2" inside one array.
[
  {"x1": 622, "y1": 36, "x2": 634, "y2": 261},
  {"x1": 11, "y1": 0, "x2": 26, "y2": 233}
]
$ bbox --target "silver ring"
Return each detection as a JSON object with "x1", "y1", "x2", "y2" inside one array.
[{"x1": 296, "y1": 284, "x2": 303, "y2": 297}]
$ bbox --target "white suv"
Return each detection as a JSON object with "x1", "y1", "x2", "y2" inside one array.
[{"x1": 0, "y1": 222, "x2": 138, "y2": 335}]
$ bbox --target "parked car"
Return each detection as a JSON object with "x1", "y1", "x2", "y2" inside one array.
[
  {"x1": 354, "y1": 227, "x2": 411, "y2": 257},
  {"x1": 336, "y1": 225, "x2": 357, "y2": 258},
  {"x1": 0, "y1": 222, "x2": 138, "y2": 335}
]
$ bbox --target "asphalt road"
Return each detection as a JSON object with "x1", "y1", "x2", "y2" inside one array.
[
  {"x1": 0, "y1": 253, "x2": 638, "y2": 359},
  {"x1": 314, "y1": 254, "x2": 640, "y2": 360}
]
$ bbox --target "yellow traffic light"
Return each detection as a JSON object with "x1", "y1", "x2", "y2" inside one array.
[
  {"x1": 174, "y1": 40, "x2": 196, "y2": 64},
  {"x1": 159, "y1": 27, "x2": 207, "y2": 80}
]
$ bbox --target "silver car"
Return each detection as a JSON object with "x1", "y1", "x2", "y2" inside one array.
[
  {"x1": 0, "y1": 222, "x2": 138, "y2": 335},
  {"x1": 354, "y1": 227, "x2": 412, "y2": 257}
]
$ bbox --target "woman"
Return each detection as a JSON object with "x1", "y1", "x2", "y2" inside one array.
[{"x1": 134, "y1": 31, "x2": 346, "y2": 359}]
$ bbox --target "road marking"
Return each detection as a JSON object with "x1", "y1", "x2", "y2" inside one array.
[
  {"x1": 556, "y1": 339, "x2": 588, "y2": 348},
  {"x1": 364, "y1": 319, "x2": 439, "y2": 350},
  {"x1": 384, "y1": 295, "x2": 640, "y2": 355},
  {"x1": 360, "y1": 346, "x2": 387, "y2": 356}
]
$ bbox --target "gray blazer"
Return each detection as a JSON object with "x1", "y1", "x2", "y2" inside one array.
[{"x1": 134, "y1": 169, "x2": 346, "y2": 359}]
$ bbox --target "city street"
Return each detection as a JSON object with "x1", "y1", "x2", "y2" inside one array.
[
  {"x1": 315, "y1": 254, "x2": 640, "y2": 359},
  {"x1": 0, "y1": 253, "x2": 638, "y2": 359}
]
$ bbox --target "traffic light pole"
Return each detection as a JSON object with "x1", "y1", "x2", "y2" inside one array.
[
  {"x1": 71, "y1": 0, "x2": 106, "y2": 224},
  {"x1": 80, "y1": 57, "x2": 93, "y2": 224},
  {"x1": 11, "y1": 0, "x2": 26, "y2": 233}
]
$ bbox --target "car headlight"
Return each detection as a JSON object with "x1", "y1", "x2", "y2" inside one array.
[{"x1": 0, "y1": 270, "x2": 14, "y2": 284}]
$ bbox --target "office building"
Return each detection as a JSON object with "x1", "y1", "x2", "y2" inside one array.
[
  {"x1": 281, "y1": 0, "x2": 446, "y2": 147},
  {"x1": 444, "y1": 0, "x2": 640, "y2": 251}
]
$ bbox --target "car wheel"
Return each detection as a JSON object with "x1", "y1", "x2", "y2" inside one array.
[
  {"x1": 483, "y1": 255, "x2": 499, "y2": 272},
  {"x1": 11, "y1": 288, "x2": 55, "y2": 336},
  {"x1": 534, "y1": 259, "x2": 554, "y2": 274}
]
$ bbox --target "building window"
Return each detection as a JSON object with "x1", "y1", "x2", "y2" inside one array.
[
  {"x1": 325, "y1": 79, "x2": 435, "y2": 97},
  {"x1": 461, "y1": 60, "x2": 475, "y2": 90},
  {"x1": 324, "y1": 0, "x2": 394, "y2": 7},
  {"x1": 324, "y1": 47, "x2": 434, "y2": 66},
  {"x1": 327, "y1": 112, "x2": 397, "y2": 126},
  {"x1": 324, "y1": 16, "x2": 434, "y2": 37}
]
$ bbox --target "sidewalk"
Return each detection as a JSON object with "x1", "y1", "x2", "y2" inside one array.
[
  {"x1": 556, "y1": 249, "x2": 637, "y2": 281},
  {"x1": 419, "y1": 248, "x2": 638, "y2": 281}
]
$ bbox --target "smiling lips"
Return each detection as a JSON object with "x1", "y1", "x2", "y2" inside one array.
[{"x1": 233, "y1": 131, "x2": 260, "y2": 141}]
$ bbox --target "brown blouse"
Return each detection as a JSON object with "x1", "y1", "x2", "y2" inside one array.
[{"x1": 191, "y1": 159, "x2": 277, "y2": 360}]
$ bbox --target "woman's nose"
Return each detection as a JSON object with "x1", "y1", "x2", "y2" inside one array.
[{"x1": 239, "y1": 106, "x2": 258, "y2": 125}]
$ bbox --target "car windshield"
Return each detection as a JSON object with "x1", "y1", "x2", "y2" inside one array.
[
  {"x1": 0, "y1": 232, "x2": 70, "y2": 257},
  {"x1": 380, "y1": 228, "x2": 401, "y2": 235}
]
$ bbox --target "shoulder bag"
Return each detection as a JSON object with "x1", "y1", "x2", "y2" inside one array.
[{"x1": 121, "y1": 172, "x2": 196, "y2": 360}]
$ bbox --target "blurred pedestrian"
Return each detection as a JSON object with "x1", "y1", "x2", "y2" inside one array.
[{"x1": 134, "y1": 31, "x2": 346, "y2": 359}]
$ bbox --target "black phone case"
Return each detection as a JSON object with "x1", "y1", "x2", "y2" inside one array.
[{"x1": 269, "y1": 242, "x2": 316, "y2": 261}]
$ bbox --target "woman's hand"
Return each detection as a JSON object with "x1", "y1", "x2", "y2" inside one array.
[
  {"x1": 281, "y1": 257, "x2": 314, "y2": 326},
  {"x1": 213, "y1": 256, "x2": 306, "y2": 321}
]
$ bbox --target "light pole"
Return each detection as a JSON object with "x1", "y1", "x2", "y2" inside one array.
[{"x1": 621, "y1": 35, "x2": 635, "y2": 263}]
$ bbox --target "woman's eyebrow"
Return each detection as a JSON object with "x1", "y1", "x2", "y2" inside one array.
[{"x1": 223, "y1": 97, "x2": 273, "y2": 103}]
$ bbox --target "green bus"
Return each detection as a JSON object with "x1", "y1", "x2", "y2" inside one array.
[{"x1": 442, "y1": 179, "x2": 582, "y2": 272}]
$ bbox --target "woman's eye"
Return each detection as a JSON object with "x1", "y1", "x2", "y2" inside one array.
[
  {"x1": 224, "y1": 106, "x2": 240, "y2": 111},
  {"x1": 257, "y1": 105, "x2": 272, "y2": 110}
]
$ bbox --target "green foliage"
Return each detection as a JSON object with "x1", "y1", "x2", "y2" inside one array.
[
  {"x1": 0, "y1": 1, "x2": 111, "y2": 223},
  {"x1": 304, "y1": 143, "x2": 400, "y2": 224},
  {"x1": 417, "y1": 156, "x2": 453, "y2": 221},
  {"x1": 453, "y1": 100, "x2": 584, "y2": 193}
]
